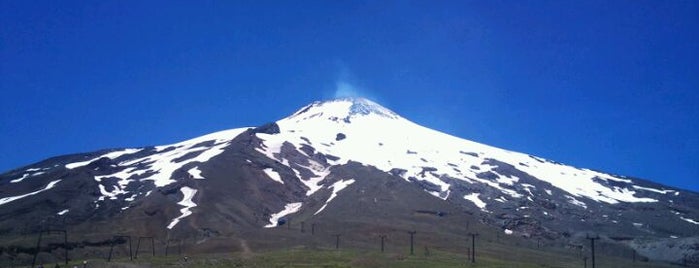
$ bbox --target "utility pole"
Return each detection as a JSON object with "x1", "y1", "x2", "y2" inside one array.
[
  {"x1": 165, "y1": 239, "x2": 182, "y2": 256},
  {"x1": 468, "y1": 233, "x2": 479, "y2": 263},
  {"x1": 583, "y1": 256, "x2": 588, "y2": 268},
  {"x1": 301, "y1": 221, "x2": 305, "y2": 233},
  {"x1": 311, "y1": 223, "x2": 315, "y2": 235},
  {"x1": 335, "y1": 234, "x2": 341, "y2": 250},
  {"x1": 380, "y1": 235, "x2": 387, "y2": 253},
  {"x1": 586, "y1": 234, "x2": 599, "y2": 268},
  {"x1": 31, "y1": 230, "x2": 42, "y2": 267},
  {"x1": 64, "y1": 230, "x2": 68, "y2": 265},
  {"x1": 108, "y1": 235, "x2": 132, "y2": 262},
  {"x1": 31, "y1": 229, "x2": 68, "y2": 267},
  {"x1": 408, "y1": 231, "x2": 416, "y2": 255},
  {"x1": 135, "y1": 236, "x2": 155, "y2": 259}
]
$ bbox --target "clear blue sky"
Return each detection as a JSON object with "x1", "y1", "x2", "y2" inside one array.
[{"x1": 1, "y1": 1, "x2": 697, "y2": 191}]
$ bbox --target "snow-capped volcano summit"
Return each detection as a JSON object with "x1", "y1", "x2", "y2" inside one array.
[
  {"x1": 288, "y1": 97, "x2": 400, "y2": 121},
  {"x1": 0, "y1": 97, "x2": 697, "y2": 264},
  {"x1": 268, "y1": 97, "x2": 662, "y2": 204}
]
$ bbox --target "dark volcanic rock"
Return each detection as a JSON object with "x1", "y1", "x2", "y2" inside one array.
[
  {"x1": 252, "y1": 122, "x2": 281, "y2": 135},
  {"x1": 389, "y1": 168, "x2": 407, "y2": 177},
  {"x1": 459, "y1": 151, "x2": 479, "y2": 157},
  {"x1": 299, "y1": 144, "x2": 315, "y2": 156},
  {"x1": 476, "y1": 171, "x2": 499, "y2": 181},
  {"x1": 408, "y1": 177, "x2": 442, "y2": 193},
  {"x1": 324, "y1": 154, "x2": 340, "y2": 161},
  {"x1": 417, "y1": 167, "x2": 438, "y2": 177}
]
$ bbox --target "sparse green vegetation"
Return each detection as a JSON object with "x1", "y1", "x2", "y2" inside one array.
[{"x1": 7, "y1": 247, "x2": 676, "y2": 268}]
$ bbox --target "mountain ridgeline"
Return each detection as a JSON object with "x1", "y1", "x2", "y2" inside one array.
[{"x1": 1, "y1": 97, "x2": 697, "y2": 265}]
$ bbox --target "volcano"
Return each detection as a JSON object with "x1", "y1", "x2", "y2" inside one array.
[{"x1": 1, "y1": 97, "x2": 697, "y2": 265}]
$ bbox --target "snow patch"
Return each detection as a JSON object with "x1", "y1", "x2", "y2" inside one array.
[
  {"x1": 680, "y1": 217, "x2": 699, "y2": 225},
  {"x1": 263, "y1": 168, "x2": 284, "y2": 184},
  {"x1": 57, "y1": 209, "x2": 69, "y2": 216},
  {"x1": 632, "y1": 185, "x2": 671, "y2": 194},
  {"x1": 427, "y1": 189, "x2": 450, "y2": 200},
  {"x1": 65, "y1": 148, "x2": 142, "y2": 169},
  {"x1": 94, "y1": 167, "x2": 147, "y2": 199},
  {"x1": 167, "y1": 187, "x2": 198, "y2": 229},
  {"x1": 566, "y1": 196, "x2": 588, "y2": 209},
  {"x1": 91, "y1": 128, "x2": 246, "y2": 200},
  {"x1": 0, "y1": 180, "x2": 62, "y2": 206},
  {"x1": 463, "y1": 193, "x2": 488, "y2": 211},
  {"x1": 255, "y1": 134, "x2": 331, "y2": 195},
  {"x1": 10, "y1": 171, "x2": 47, "y2": 183},
  {"x1": 188, "y1": 167, "x2": 204, "y2": 179},
  {"x1": 314, "y1": 179, "x2": 356, "y2": 215},
  {"x1": 10, "y1": 174, "x2": 31, "y2": 183},
  {"x1": 521, "y1": 184, "x2": 535, "y2": 196},
  {"x1": 504, "y1": 229, "x2": 513, "y2": 235},
  {"x1": 493, "y1": 172, "x2": 520, "y2": 186},
  {"x1": 265, "y1": 202, "x2": 303, "y2": 228},
  {"x1": 302, "y1": 166, "x2": 329, "y2": 196}
]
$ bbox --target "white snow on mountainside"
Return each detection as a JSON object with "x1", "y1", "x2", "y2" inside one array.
[
  {"x1": 255, "y1": 97, "x2": 662, "y2": 210},
  {"x1": 1, "y1": 128, "x2": 249, "y2": 229},
  {"x1": 4, "y1": 97, "x2": 684, "y2": 231}
]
